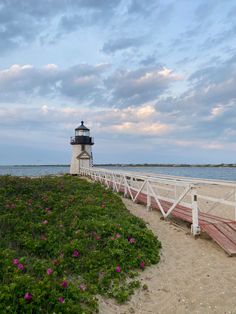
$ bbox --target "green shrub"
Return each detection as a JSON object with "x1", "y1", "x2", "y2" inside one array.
[{"x1": 0, "y1": 175, "x2": 161, "y2": 313}]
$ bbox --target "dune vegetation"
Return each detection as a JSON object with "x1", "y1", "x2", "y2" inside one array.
[{"x1": 0, "y1": 175, "x2": 161, "y2": 313}]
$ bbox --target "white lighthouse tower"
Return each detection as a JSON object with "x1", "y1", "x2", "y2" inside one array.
[{"x1": 70, "y1": 121, "x2": 94, "y2": 174}]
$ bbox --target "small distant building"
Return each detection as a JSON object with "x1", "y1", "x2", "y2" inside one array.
[{"x1": 70, "y1": 121, "x2": 94, "y2": 174}]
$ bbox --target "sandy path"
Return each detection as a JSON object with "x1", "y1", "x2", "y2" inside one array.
[{"x1": 99, "y1": 198, "x2": 236, "y2": 314}]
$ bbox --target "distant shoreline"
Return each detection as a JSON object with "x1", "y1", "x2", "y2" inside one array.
[
  {"x1": 1, "y1": 163, "x2": 236, "y2": 168},
  {"x1": 97, "y1": 163, "x2": 236, "y2": 168}
]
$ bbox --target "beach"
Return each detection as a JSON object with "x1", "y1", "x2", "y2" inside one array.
[{"x1": 99, "y1": 197, "x2": 236, "y2": 314}]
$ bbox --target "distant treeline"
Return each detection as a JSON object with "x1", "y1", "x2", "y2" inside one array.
[
  {"x1": 3, "y1": 163, "x2": 236, "y2": 168},
  {"x1": 95, "y1": 163, "x2": 236, "y2": 168}
]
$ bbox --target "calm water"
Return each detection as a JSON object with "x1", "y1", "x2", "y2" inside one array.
[
  {"x1": 0, "y1": 165, "x2": 236, "y2": 181},
  {"x1": 0, "y1": 165, "x2": 70, "y2": 177},
  {"x1": 105, "y1": 166, "x2": 236, "y2": 181}
]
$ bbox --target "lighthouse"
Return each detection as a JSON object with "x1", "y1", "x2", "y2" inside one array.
[{"x1": 70, "y1": 121, "x2": 94, "y2": 175}]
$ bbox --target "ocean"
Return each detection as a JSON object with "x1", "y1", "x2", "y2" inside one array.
[{"x1": 0, "y1": 165, "x2": 236, "y2": 181}]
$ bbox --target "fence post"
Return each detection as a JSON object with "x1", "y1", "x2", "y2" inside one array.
[
  {"x1": 112, "y1": 173, "x2": 116, "y2": 191},
  {"x1": 147, "y1": 181, "x2": 151, "y2": 211},
  {"x1": 235, "y1": 186, "x2": 236, "y2": 221},
  {"x1": 124, "y1": 175, "x2": 128, "y2": 197},
  {"x1": 191, "y1": 186, "x2": 200, "y2": 236},
  {"x1": 174, "y1": 185, "x2": 177, "y2": 199}
]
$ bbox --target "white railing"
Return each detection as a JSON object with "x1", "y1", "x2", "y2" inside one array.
[
  {"x1": 80, "y1": 167, "x2": 236, "y2": 236},
  {"x1": 123, "y1": 170, "x2": 236, "y2": 219}
]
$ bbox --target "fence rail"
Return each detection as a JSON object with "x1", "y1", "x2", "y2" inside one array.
[{"x1": 80, "y1": 167, "x2": 236, "y2": 237}]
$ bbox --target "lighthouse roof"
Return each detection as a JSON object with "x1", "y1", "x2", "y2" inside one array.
[{"x1": 75, "y1": 121, "x2": 89, "y2": 131}]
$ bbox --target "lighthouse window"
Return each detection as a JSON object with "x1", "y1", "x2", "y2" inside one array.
[
  {"x1": 81, "y1": 144, "x2": 85, "y2": 151},
  {"x1": 76, "y1": 130, "x2": 89, "y2": 136}
]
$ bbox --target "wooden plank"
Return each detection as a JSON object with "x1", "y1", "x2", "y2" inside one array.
[
  {"x1": 171, "y1": 210, "x2": 193, "y2": 223},
  {"x1": 201, "y1": 224, "x2": 236, "y2": 256},
  {"x1": 119, "y1": 182, "x2": 236, "y2": 256},
  {"x1": 118, "y1": 182, "x2": 236, "y2": 256},
  {"x1": 129, "y1": 187, "x2": 232, "y2": 225},
  {"x1": 214, "y1": 223, "x2": 236, "y2": 245},
  {"x1": 149, "y1": 197, "x2": 228, "y2": 225},
  {"x1": 198, "y1": 211, "x2": 230, "y2": 223},
  {"x1": 162, "y1": 200, "x2": 230, "y2": 222},
  {"x1": 227, "y1": 222, "x2": 236, "y2": 232}
]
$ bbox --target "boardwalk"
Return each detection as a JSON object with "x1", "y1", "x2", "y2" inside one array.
[
  {"x1": 81, "y1": 167, "x2": 236, "y2": 256},
  {"x1": 134, "y1": 190, "x2": 236, "y2": 256}
]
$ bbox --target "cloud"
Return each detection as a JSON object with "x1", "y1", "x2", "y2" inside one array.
[
  {"x1": 0, "y1": 63, "x2": 183, "y2": 108},
  {"x1": 1, "y1": 87, "x2": 236, "y2": 164},
  {"x1": 0, "y1": 0, "x2": 122, "y2": 52},
  {"x1": 208, "y1": 105, "x2": 226, "y2": 120},
  {"x1": 106, "y1": 66, "x2": 182, "y2": 106},
  {"x1": 194, "y1": 0, "x2": 219, "y2": 22},
  {"x1": 174, "y1": 139, "x2": 225, "y2": 150},
  {"x1": 102, "y1": 37, "x2": 145, "y2": 54},
  {"x1": 111, "y1": 121, "x2": 170, "y2": 135},
  {"x1": 140, "y1": 54, "x2": 159, "y2": 66},
  {"x1": 0, "y1": 63, "x2": 109, "y2": 103},
  {"x1": 154, "y1": 54, "x2": 236, "y2": 146},
  {"x1": 201, "y1": 24, "x2": 236, "y2": 50},
  {"x1": 4, "y1": 101, "x2": 182, "y2": 163},
  {"x1": 127, "y1": 0, "x2": 160, "y2": 16},
  {"x1": 188, "y1": 56, "x2": 236, "y2": 107}
]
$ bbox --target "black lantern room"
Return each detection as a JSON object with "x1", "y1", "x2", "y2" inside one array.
[{"x1": 70, "y1": 121, "x2": 94, "y2": 145}]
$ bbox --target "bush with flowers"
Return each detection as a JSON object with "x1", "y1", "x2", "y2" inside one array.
[{"x1": 0, "y1": 175, "x2": 161, "y2": 313}]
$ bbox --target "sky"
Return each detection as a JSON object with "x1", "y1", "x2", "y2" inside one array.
[{"x1": 0, "y1": 0, "x2": 236, "y2": 165}]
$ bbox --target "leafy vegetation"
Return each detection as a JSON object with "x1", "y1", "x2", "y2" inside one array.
[{"x1": 0, "y1": 175, "x2": 161, "y2": 313}]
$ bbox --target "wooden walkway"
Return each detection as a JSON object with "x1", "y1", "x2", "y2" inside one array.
[
  {"x1": 131, "y1": 189, "x2": 236, "y2": 256},
  {"x1": 83, "y1": 169, "x2": 236, "y2": 256},
  {"x1": 92, "y1": 176, "x2": 236, "y2": 256}
]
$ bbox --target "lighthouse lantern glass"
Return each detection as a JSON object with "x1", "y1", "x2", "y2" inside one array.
[{"x1": 75, "y1": 129, "x2": 90, "y2": 136}]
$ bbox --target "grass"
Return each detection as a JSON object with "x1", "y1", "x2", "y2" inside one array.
[{"x1": 0, "y1": 175, "x2": 161, "y2": 313}]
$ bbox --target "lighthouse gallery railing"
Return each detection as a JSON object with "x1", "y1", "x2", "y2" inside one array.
[{"x1": 80, "y1": 167, "x2": 236, "y2": 236}]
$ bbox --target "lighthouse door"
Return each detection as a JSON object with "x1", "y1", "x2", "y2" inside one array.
[{"x1": 80, "y1": 158, "x2": 89, "y2": 169}]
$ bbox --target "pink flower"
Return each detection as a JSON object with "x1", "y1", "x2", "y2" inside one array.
[
  {"x1": 42, "y1": 220, "x2": 48, "y2": 225},
  {"x1": 140, "y1": 261, "x2": 145, "y2": 269},
  {"x1": 60, "y1": 280, "x2": 69, "y2": 288},
  {"x1": 72, "y1": 250, "x2": 79, "y2": 258},
  {"x1": 79, "y1": 283, "x2": 87, "y2": 291},
  {"x1": 47, "y1": 268, "x2": 53, "y2": 275},
  {"x1": 115, "y1": 266, "x2": 121, "y2": 273},
  {"x1": 12, "y1": 259, "x2": 19, "y2": 265},
  {"x1": 24, "y1": 292, "x2": 32, "y2": 301},
  {"x1": 115, "y1": 233, "x2": 121, "y2": 238},
  {"x1": 45, "y1": 207, "x2": 51, "y2": 213},
  {"x1": 129, "y1": 237, "x2": 136, "y2": 244},
  {"x1": 40, "y1": 234, "x2": 47, "y2": 241},
  {"x1": 58, "y1": 297, "x2": 65, "y2": 303},
  {"x1": 95, "y1": 235, "x2": 101, "y2": 241},
  {"x1": 17, "y1": 263, "x2": 24, "y2": 270}
]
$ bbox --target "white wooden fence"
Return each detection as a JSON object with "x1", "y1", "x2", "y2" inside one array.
[{"x1": 80, "y1": 167, "x2": 236, "y2": 236}]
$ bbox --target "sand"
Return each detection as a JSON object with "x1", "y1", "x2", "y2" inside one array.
[{"x1": 99, "y1": 197, "x2": 236, "y2": 314}]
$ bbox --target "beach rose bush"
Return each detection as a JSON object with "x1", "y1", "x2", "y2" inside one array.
[{"x1": 0, "y1": 175, "x2": 161, "y2": 313}]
